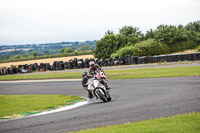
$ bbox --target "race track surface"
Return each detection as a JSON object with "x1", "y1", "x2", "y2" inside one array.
[{"x1": 0, "y1": 76, "x2": 200, "y2": 133}]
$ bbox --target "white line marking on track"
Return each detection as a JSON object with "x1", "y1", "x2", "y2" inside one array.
[
  {"x1": 28, "y1": 98, "x2": 89, "y2": 117},
  {"x1": 0, "y1": 98, "x2": 90, "y2": 122}
]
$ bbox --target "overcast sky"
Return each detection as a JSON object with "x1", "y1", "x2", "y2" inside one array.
[{"x1": 0, "y1": 0, "x2": 199, "y2": 45}]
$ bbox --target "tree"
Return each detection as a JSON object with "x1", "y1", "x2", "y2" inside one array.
[
  {"x1": 105, "y1": 30, "x2": 114, "y2": 35},
  {"x1": 93, "y1": 33, "x2": 121, "y2": 59},
  {"x1": 59, "y1": 48, "x2": 65, "y2": 54},
  {"x1": 33, "y1": 52, "x2": 37, "y2": 58},
  {"x1": 59, "y1": 47, "x2": 74, "y2": 54},
  {"x1": 144, "y1": 29, "x2": 154, "y2": 40},
  {"x1": 185, "y1": 20, "x2": 200, "y2": 32},
  {"x1": 154, "y1": 24, "x2": 199, "y2": 53},
  {"x1": 64, "y1": 47, "x2": 74, "y2": 53},
  {"x1": 80, "y1": 45, "x2": 90, "y2": 51},
  {"x1": 119, "y1": 26, "x2": 143, "y2": 38},
  {"x1": 119, "y1": 26, "x2": 144, "y2": 46},
  {"x1": 14, "y1": 54, "x2": 21, "y2": 59},
  {"x1": 154, "y1": 25, "x2": 180, "y2": 46}
]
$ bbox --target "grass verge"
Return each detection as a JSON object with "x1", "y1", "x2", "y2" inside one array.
[
  {"x1": 0, "y1": 95, "x2": 83, "y2": 117},
  {"x1": 72, "y1": 113, "x2": 200, "y2": 133},
  {"x1": 106, "y1": 66, "x2": 200, "y2": 79},
  {"x1": 0, "y1": 66, "x2": 199, "y2": 81}
]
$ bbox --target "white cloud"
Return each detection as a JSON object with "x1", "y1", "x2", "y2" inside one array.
[{"x1": 0, "y1": 0, "x2": 200, "y2": 45}]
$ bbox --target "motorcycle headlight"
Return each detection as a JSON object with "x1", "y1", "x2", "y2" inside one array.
[{"x1": 88, "y1": 85, "x2": 93, "y2": 90}]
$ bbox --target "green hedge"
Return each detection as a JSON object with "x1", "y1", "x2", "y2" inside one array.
[
  {"x1": 111, "y1": 38, "x2": 199, "y2": 58},
  {"x1": 111, "y1": 39, "x2": 169, "y2": 58},
  {"x1": 170, "y1": 40, "x2": 198, "y2": 53}
]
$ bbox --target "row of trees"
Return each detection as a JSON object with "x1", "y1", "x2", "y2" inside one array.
[
  {"x1": 93, "y1": 21, "x2": 200, "y2": 59},
  {"x1": 59, "y1": 45, "x2": 91, "y2": 54},
  {"x1": 0, "y1": 49, "x2": 59, "y2": 61}
]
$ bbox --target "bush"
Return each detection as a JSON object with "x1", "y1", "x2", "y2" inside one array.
[
  {"x1": 111, "y1": 39, "x2": 169, "y2": 58},
  {"x1": 196, "y1": 45, "x2": 200, "y2": 52},
  {"x1": 59, "y1": 47, "x2": 74, "y2": 54},
  {"x1": 134, "y1": 39, "x2": 169, "y2": 56},
  {"x1": 170, "y1": 40, "x2": 198, "y2": 53},
  {"x1": 111, "y1": 46, "x2": 140, "y2": 58}
]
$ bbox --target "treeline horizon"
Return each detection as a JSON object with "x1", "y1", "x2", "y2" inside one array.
[
  {"x1": 1, "y1": 20, "x2": 200, "y2": 63},
  {"x1": 0, "y1": 41, "x2": 96, "y2": 62},
  {"x1": 94, "y1": 20, "x2": 200, "y2": 59}
]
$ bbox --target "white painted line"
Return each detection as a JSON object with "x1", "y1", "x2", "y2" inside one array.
[
  {"x1": 0, "y1": 79, "x2": 81, "y2": 83},
  {"x1": 28, "y1": 98, "x2": 90, "y2": 118},
  {"x1": 0, "y1": 97, "x2": 90, "y2": 122}
]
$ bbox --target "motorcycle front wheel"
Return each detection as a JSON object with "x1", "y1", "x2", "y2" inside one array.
[
  {"x1": 106, "y1": 92, "x2": 112, "y2": 101},
  {"x1": 96, "y1": 90, "x2": 107, "y2": 102}
]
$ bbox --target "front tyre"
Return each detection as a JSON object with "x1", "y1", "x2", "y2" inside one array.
[
  {"x1": 96, "y1": 90, "x2": 107, "y2": 102},
  {"x1": 107, "y1": 93, "x2": 112, "y2": 101}
]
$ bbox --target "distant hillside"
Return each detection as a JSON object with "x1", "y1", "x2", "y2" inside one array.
[
  {"x1": 0, "y1": 40, "x2": 96, "y2": 61},
  {"x1": 0, "y1": 40, "x2": 96, "y2": 53}
]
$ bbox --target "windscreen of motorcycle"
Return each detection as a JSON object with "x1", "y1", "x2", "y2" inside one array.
[{"x1": 93, "y1": 80, "x2": 100, "y2": 88}]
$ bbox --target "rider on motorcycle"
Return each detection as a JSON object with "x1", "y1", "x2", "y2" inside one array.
[
  {"x1": 89, "y1": 61, "x2": 110, "y2": 90},
  {"x1": 81, "y1": 71, "x2": 93, "y2": 99},
  {"x1": 89, "y1": 61, "x2": 101, "y2": 75}
]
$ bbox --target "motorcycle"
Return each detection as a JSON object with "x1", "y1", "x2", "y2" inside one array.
[
  {"x1": 87, "y1": 77, "x2": 111, "y2": 102},
  {"x1": 93, "y1": 69, "x2": 108, "y2": 86}
]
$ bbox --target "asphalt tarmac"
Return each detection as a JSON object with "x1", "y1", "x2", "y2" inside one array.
[{"x1": 0, "y1": 76, "x2": 200, "y2": 133}]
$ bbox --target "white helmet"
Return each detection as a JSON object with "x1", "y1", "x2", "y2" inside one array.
[{"x1": 89, "y1": 61, "x2": 95, "y2": 67}]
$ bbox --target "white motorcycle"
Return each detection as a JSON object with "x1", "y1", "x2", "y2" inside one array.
[
  {"x1": 87, "y1": 77, "x2": 111, "y2": 102},
  {"x1": 92, "y1": 69, "x2": 108, "y2": 87}
]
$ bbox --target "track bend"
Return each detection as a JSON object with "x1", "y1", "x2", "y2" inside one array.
[{"x1": 0, "y1": 76, "x2": 199, "y2": 133}]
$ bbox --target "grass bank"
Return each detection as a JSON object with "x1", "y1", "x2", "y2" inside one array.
[
  {"x1": 0, "y1": 66, "x2": 199, "y2": 81},
  {"x1": 106, "y1": 66, "x2": 200, "y2": 79},
  {"x1": 72, "y1": 113, "x2": 200, "y2": 133},
  {"x1": 0, "y1": 95, "x2": 83, "y2": 117}
]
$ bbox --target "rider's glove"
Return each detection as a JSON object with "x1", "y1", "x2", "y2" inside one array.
[{"x1": 83, "y1": 83, "x2": 88, "y2": 88}]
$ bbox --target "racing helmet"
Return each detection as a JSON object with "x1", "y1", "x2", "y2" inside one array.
[
  {"x1": 82, "y1": 71, "x2": 88, "y2": 78},
  {"x1": 89, "y1": 61, "x2": 95, "y2": 67}
]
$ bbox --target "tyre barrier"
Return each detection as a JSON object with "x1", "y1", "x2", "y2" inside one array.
[{"x1": 1, "y1": 52, "x2": 200, "y2": 75}]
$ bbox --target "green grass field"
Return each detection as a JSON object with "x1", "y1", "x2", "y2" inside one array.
[
  {"x1": 0, "y1": 95, "x2": 83, "y2": 117},
  {"x1": 0, "y1": 66, "x2": 199, "y2": 81},
  {"x1": 72, "y1": 113, "x2": 200, "y2": 133}
]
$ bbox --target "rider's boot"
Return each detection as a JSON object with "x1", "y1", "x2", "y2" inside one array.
[
  {"x1": 88, "y1": 90, "x2": 93, "y2": 99},
  {"x1": 105, "y1": 83, "x2": 110, "y2": 90},
  {"x1": 101, "y1": 79, "x2": 110, "y2": 90}
]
